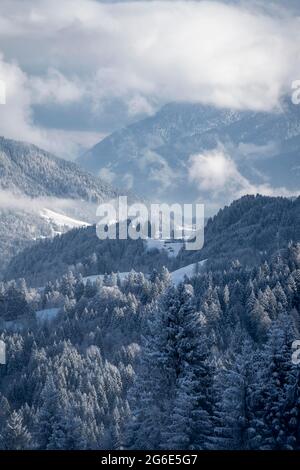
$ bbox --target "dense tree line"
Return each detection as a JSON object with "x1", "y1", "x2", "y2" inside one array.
[
  {"x1": 180, "y1": 194, "x2": 300, "y2": 268},
  {"x1": 5, "y1": 225, "x2": 174, "y2": 286}
]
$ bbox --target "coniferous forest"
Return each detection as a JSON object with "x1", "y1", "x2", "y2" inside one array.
[{"x1": 0, "y1": 217, "x2": 300, "y2": 450}]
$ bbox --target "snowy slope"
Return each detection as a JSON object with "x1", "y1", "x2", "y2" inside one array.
[
  {"x1": 83, "y1": 272, "x2": 131, "y2": 285},
  {"x1": 170, "y1": 260, "x2": 207, "y2": 285},
  {"x1": 83, "y1": 260, "x2": 207, "y2": 287},
  {"x1": 40, "y1": 208, "x2": 90, "y2": 231}
]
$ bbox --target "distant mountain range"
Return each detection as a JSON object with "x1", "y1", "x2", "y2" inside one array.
[{"x1": 78, "y1": 99, "x2": 300, "y2": 203}]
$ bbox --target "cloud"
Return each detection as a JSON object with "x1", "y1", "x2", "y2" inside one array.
[
  {"x1": 98, "y1": 167, "x2": 117, "y2": 184},
  {"x1": 188, "y1": 149, "x2": 247, "y2": 193},
  {"x1": 0, "y1": 189, "x2": 105, "y2": 223},
  {"x1": 122, "y1": 173, "x2": 134, "y2": 190},
  {"x1": 138, "y1": 149, "x2": 179, "y2": 191},
  {"x1": 30, "y1": 69, "x2": 84, "y2": 105},
  {"x1": 13, "y1": 0, "x2": 300, "y2": 111},
  {"x1": 0, "y1": 0, "x2": 300, "y2": 157},
  {"x1": 127, "y1": 94, "x2": 154, "y2": 117},
  {"x1": 43, "y1": 128, "x2": 106, "y2": 157},
  {"x1": 0, "y1": 53, "x2": 37, "y2": 144},
  {"x1": 188, "y1": 148, "x2": 300, "y2": 202},
  {"x1": 235, "y1": 141, "x2": 279, "y2": 161},
  {"x1": 0, "y1": 53, "x2": 106, "y2": 157},
  {"x1": 0, "y1": 190, "x2": 81, "y2": 213}
]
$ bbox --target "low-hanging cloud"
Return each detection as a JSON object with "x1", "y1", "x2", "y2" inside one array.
[
  {"x1": 0, "y1": 189, "x2": 105, "y2": 223},
  {"x1": 188, "y1": 148, "x2": 300, "y2": 203},
  {"x1": 0, "y1": 190, "x2": 83, "y2": 213}
]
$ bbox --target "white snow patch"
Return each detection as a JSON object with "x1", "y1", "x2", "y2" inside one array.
[
  {"x1": 82, "y1": 260, "x2": 207, "y2": 287},
  {"x1": 2, "y1": 320, "x2": 24, "y2": 331},
  {"x1": 40, "y1": 208, "x2": 90, "y2": 230},
  {"x1": 83, "y1": 272, "x2": 132, "y2": 285},
  {"x1": 36, "y1": 308, "x2": 60, "y2": 322},
  {"x1": 170, "y1": 260, "x2": 207, "y2": 285}
]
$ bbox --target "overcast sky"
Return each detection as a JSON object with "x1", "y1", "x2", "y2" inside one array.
[{"x1": 0, "y1": 0, "x2": 300, "y2": 158}]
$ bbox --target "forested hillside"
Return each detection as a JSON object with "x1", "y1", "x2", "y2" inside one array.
[
  {"x1": 0, "y1": 136, "x2": 117, "y2": 201},
  {"x1": 0, "y1": 137, "x2": 122, "y2": 273},
  {"x1": 179, "y1": 195, "x2": 300, "y2": 268},
  {"x1": 1, "y1": 195, "x2": 300, "y2": 450},
  {"x1": 0, "y1": 242, "x2": 299, "y2": 449},
  {"x1": 4, "y1": 224, "x2": 174, "y2": 286},
  {"x1": 6, "y1": 195, "x2": 300, "y2": 285}
]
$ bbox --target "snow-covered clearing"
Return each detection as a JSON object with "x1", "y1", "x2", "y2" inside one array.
[{"x1": 36, "y1": 308, "x2": 60, "y2": 322}]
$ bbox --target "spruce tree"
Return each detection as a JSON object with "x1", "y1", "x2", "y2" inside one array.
[
  {"x1": 4, "y1": 410, "x2": 32, "y2": 450},
  {"x1": 211, "y1": 339, "x2": 256, "y2": 450}
]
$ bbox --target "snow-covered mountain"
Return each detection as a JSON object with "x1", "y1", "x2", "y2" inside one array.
[
  {"x1": 0, "y1": 136, "x2": 118, "y2": 201},
  {"x1": 77, "y1": 100, "x2": 300, "y2": 203},
  {"x1": 0, "y1": 137, "x2": 122, "y2": 273}
]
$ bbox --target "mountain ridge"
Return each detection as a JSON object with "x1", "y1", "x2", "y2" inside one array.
[
  {"x1": 0, "y1": 135, "x2": 118, "y2": 202},
  {"x1": 77, "y1": 100, "x2": 300, "y2": 204},
  {"x1": 0, "y1": 136, "x2": 124, "y2": 273}
]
